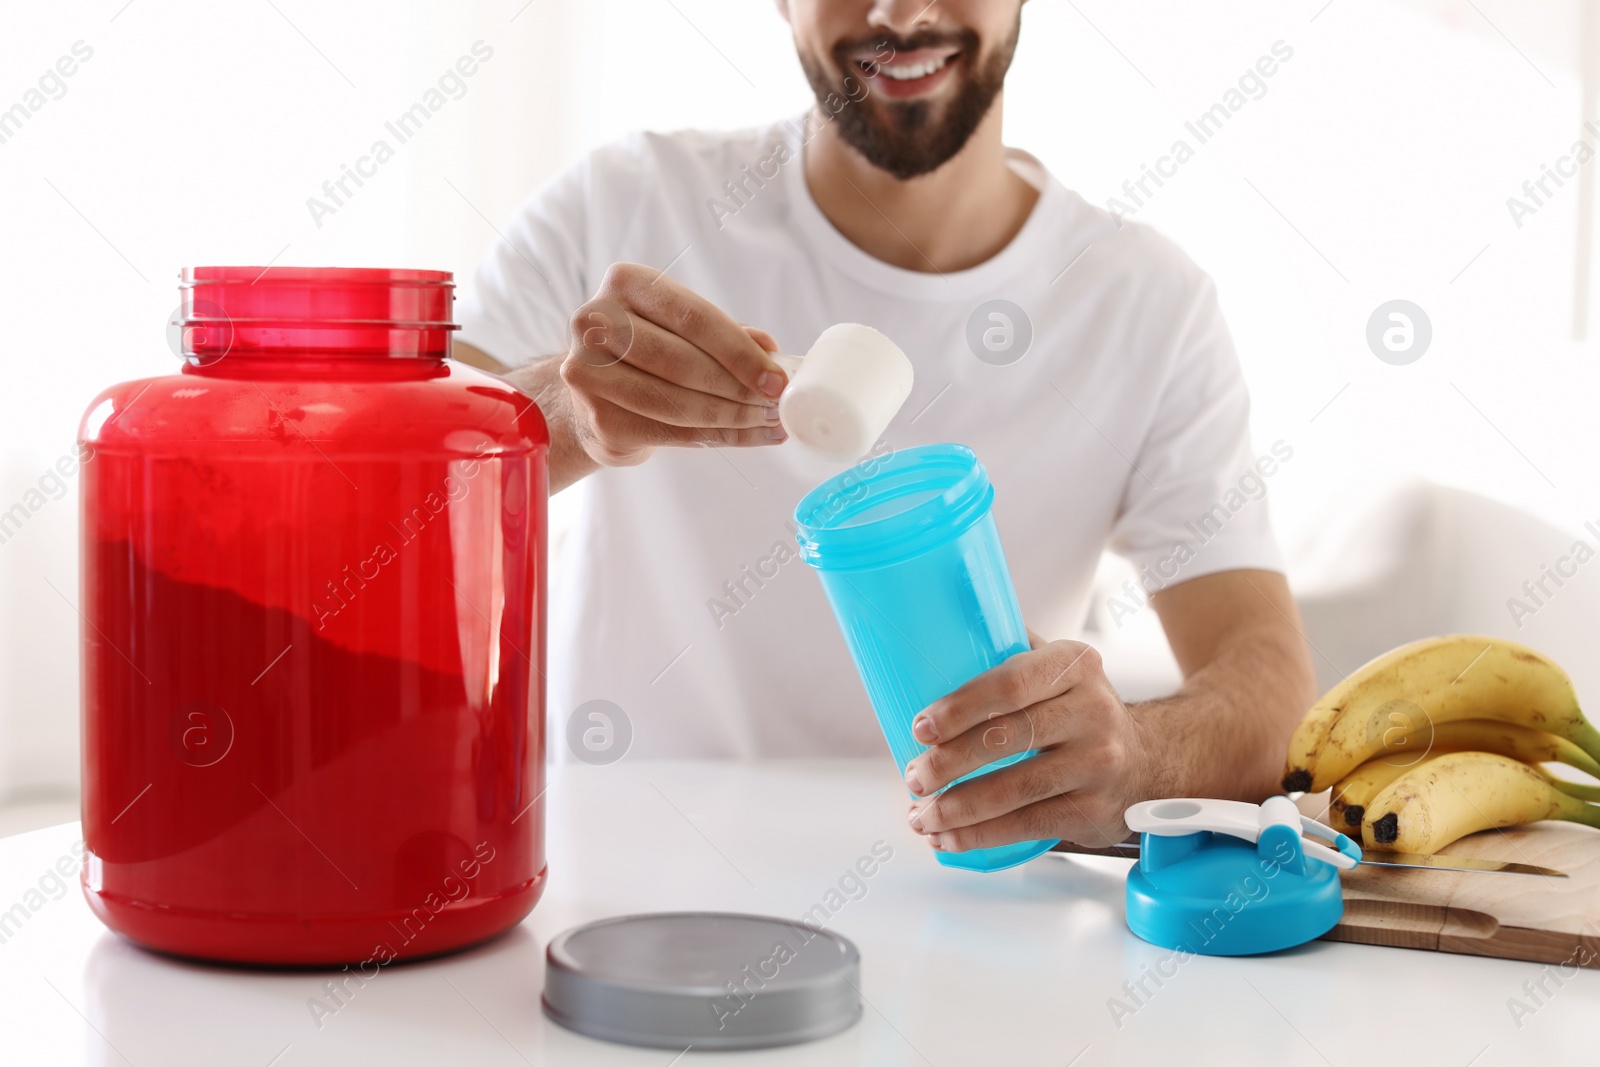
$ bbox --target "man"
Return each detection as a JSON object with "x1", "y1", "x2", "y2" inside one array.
[{"x1": 453, "y1": 0, "x2": 1316, "y2": 852}]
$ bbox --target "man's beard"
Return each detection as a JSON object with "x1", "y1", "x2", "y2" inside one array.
[{"x1": 799, "y1": 20, "x2": 1021, "y2": 181}]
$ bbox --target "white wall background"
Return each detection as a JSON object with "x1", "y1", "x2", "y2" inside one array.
[{"x1": 4, "y1": 0, "x2": 1600, "y2": 813}]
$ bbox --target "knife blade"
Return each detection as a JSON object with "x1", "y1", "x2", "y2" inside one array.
[
  {"x1": 1351, "y1": 851, "x2": 1565, "y2": 877},
  {"x1": 1047, "y1": 839, "x2": 1566, "y2": 877}
]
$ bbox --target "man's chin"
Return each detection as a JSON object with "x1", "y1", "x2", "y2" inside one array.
[
  {"x1": 803, "y1": 37, "x2": 1011, "y2": 180},
  {"x1": 833, "y1": 105, "x2": 968, "y2": 180}
]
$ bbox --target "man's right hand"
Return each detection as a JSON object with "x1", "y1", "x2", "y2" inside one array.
[{"x1": 559, "y1": 262, "x2": 790, "y2": 469}]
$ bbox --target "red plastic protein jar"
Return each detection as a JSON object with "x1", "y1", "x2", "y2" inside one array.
[{"x1": 78, "y1": 267, "x2": 549, "y2": 965}]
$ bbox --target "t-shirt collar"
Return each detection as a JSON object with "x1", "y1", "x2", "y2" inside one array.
[{"x1": 778, "y1": 110, "x2": 1075, "y2": 300}]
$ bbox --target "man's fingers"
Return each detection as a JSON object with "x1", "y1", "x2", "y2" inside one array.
[
  {"x1": 907, "y1": 738, "x2": 1126, "y2": 835},
  {"x1": 597, "y1": 263, "x2": 788, "y2": 398},
  {"x1": 904, "y1": 706, "x2": 1047, "y2": 797},
  {"x1": 574, "y1": 358, "x2": 778, "y2": 431},
  {"x1": 908, "y1": 749, "x2": 1076, "y2": 834},
  {"x1": 563, "y1": 282, "x2": 791, "y2": 467},
  {"x1": 574, "y1": 395, "x2": 784, "y2": 459},
  {"x1": 912, "y1": 642, "x2": 1103, "y2": 746},
  {"x1": 572, "y1": 310, "x2": 769, "y2": 405},
  {"x1": 913, "y1": 785, "x2": 1129, "y2": 853},
  {"x1": 742, "y1": 324, "x2": 781, "y2": 354},
  {"x1": 656, "y1": 422, "x2": 786, "y2": 448}
]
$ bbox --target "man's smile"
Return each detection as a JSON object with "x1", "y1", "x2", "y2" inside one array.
[{"x1": 851, "y1": 46, "x2": 963, "y2": 100}]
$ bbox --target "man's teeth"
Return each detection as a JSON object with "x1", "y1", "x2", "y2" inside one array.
[{"x1": 876, "y1": 55, "x2": 950, "y2": 81}]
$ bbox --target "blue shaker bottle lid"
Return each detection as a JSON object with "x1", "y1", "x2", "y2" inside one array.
[{"x1": 1122, "y1": 797, "x2": 1360, "y2": 956}]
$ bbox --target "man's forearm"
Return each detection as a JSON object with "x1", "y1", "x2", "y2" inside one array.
[
  {"x1": 1129, "y1": 621, "x2": 1315, "y2": 805},
  {"x1": 504, "y1": 355, "x2": 598, "y2": 494}
]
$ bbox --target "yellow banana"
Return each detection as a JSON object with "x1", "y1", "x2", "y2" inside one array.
[
  {"x1": 1328, "y1": 752, "x2": 1445, "y2": 833},
  {"x1": 1282, "y1": 639, "x2": 1450, "y2": 793},
  {"x1": 1282, "y1": 697, "x2": 1345, "y2": 796},
  {"x1": 1418, "y1": 719, "x2": 1600, "y2": 779},
  {"x1": 1283, "y1": 635, "x2": 1600, "y2": 794},
  {"x1": 1332, "y1": 745, "x2": 1600, "y2": 832},
  {"x1": 1362, "y1": 751, "x2": 1600, "y2": 853}
]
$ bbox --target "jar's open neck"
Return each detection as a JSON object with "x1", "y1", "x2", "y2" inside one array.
[
  {"x1": 178, "y1": 323, "x2": 457, "y2": 363},
  {"x1": 177, "y1": 266, "x2": 457, "y2": 362}
]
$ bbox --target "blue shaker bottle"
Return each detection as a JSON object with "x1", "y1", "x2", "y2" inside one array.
[{"x1": 793, "y1": 442, "x2": 1059, "y2": 872}]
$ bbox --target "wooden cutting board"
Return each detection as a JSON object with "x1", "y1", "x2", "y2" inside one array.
[{"x1": 1299, "y1": 795, "x2": 1600, "y2": 967}]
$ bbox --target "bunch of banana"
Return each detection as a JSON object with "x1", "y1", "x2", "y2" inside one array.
[
  {"x1": 1284, "y1": 635, "x2": 1600, "y2": 853},
  {"x1": 1283, "y1": 635, "x2": 1600, "y2": 794}
]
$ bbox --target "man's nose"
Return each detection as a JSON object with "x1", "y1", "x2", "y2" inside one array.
[{"x1": 865, "y1": 0, "x2": 940, "y2": 36}]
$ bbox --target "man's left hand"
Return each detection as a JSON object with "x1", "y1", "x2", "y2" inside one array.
[{"x1": 903, "y1": 637, "x2": 1149, "y2": 852}]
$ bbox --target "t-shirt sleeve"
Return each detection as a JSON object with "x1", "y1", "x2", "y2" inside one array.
[
  {"x1": 454, "y1": 154, "x2": 597, "y2": 369},
  {"x1": 1107, "y1": 275, "x2": 1285, "y2": 585}
]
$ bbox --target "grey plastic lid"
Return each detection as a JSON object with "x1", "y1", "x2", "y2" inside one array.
[{"x1": 542, "y1": 912, "x2": 861, "y2": 1051}]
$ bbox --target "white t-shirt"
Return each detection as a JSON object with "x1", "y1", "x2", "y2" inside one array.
[{"x1": 457, "y1": 115, "x2": 1282, "y2": 760}]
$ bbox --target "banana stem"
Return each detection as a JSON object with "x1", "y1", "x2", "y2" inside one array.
[
  {"x1": 1558, "y1": 794, "x2": 1600, "y2": 830},
  {"x1": 1558, "y1": 747, "x2": 1600, "y2": 780},
  {"x1": 1550, "y1": 776, "x2": 1600, "y2": 803},
  {"x1": 1569, "y1": 718, "x2": 1600, "y2": 766}
]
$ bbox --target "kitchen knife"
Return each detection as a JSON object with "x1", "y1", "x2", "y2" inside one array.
[{"x1": 1047, "y1": 839, "x2": 1566, "y2": 877}]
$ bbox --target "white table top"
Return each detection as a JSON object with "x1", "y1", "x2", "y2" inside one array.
[{"x1": 1, "y1": 758, "x2": 1594, "y2": 1065}]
